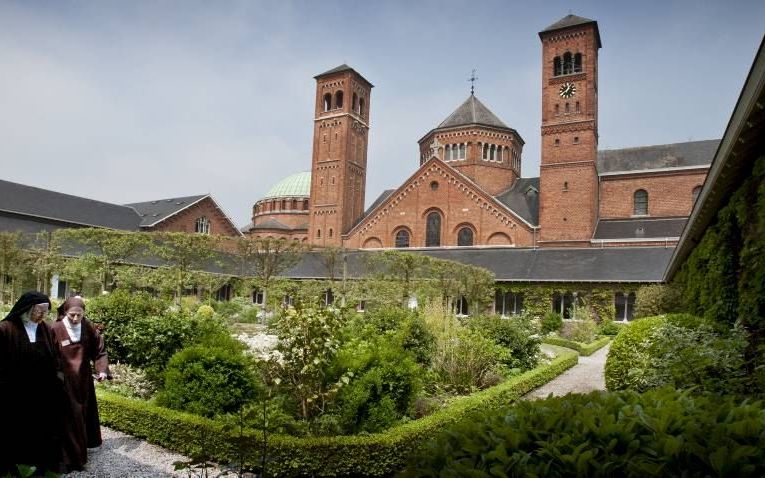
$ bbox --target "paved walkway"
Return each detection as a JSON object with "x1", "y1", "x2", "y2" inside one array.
[{"x1": 524, "y1": 342, "x2": 610, "y2": 399}]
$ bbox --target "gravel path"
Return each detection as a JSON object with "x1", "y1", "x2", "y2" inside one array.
[
  {"x1": 64, "y1": 427, "x2": 217, "y2": 478},
  {"x1": 524, "y1": 342, "x2": 610, "y2": 399}
]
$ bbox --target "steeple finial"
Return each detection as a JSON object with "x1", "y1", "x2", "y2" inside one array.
[{"x1": 468, "y1": 69, "x2": 478, "y2": 95}]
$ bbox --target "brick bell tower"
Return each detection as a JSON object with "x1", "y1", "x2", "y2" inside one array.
[
  {"x1": 308, "y1": 65, "x2": 373, "y2": 247},
  {"x1": 538, "y1": 15, "x2": 601, "y2": 246}
]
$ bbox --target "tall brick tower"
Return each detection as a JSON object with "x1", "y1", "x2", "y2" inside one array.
[
  {"x1": 538, "y1": 15, "x2": 601, "y2": 246},
  {"x1": 308, "y1": 65, "x2": 373, "y2": 247}
]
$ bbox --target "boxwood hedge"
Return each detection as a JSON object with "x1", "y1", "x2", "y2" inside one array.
[
  {"x1": 400, "y1": 387, "x2": 765, "y2": 477},
  {"x1": 97, "y1": 348, "x2": 578, "y2": 477},
  {"x1": 542, "y1": 335, "x2": 610, "y2": 356}
]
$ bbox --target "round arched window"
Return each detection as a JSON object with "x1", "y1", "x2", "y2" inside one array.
[
  {"x1": 425, "y1": 212, "x2": 441, "y2": 247},
  {"x1": 394, "y1": 229, "x2": 410, "y2": 248},
  {"x1": 457, "y1": 227, "x2": 474, "y2": 246}
]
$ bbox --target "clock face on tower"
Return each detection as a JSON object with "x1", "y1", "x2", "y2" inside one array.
[{"x1": 559, "y1": 82, "x2": 576, "y2": 99}]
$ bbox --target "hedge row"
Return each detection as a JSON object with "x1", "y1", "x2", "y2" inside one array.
[
  {"x1": 97, "y1": 348, "x2": 578, "y2": 477},
  {"x1": 542, "y1": 335, "x2": 611, "y2": 356}
]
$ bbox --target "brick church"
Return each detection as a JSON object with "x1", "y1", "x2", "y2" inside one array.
[{"x1": 244, "y1": 14, "x2": 716, "y2": 249}]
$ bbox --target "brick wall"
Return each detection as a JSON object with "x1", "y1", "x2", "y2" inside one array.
[
  {"x1": 344, "y1": 159, "x2": 535, "y2": 249},
  {"x1": 599, "y1": 170, "x2": 707, "y2": 218}
]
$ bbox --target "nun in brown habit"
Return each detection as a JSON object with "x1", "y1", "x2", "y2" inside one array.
[
  {"x1": 0, "y1": 291, "x2": 66, "y2": 475},
  {"x1": 51, "y1": 296, "x2": 109, "y2": 471}
]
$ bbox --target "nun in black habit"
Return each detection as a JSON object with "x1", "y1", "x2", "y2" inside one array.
[{"x1": 0, "y1": 291, "x2": 66, "y2": 475}]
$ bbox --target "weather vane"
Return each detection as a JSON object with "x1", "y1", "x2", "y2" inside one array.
[{"x1": 468, "y1": 69, "x2": 478, "y2": 95}]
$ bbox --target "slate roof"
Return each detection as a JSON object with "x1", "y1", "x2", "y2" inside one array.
[
  {"x1": 597, "y1": 140, "x2": 719, "y2": 174},
  {"x1": 435, "y1": 95, "x2": 510, "y2": 130},
  {"x1": 593, "y1": 217, "x2": 688, "y2": 240},
  {"x1": 250, "y1": 218, "x2": 307, "y2": 231},
  {"x1": 282, "y1": 247, "x2": 673, "y2": 283},
  {"x1": 125, "y1": 195, "x2": 208, "y2": 227},
  {"x1": 0, "y1": 179, "x2": 141, "y2": 230},
  {"x1": 0, "y1": 212, "x2": 76, "y2": 234},
  {"x1": 314, "y1": 64, "x2": 374, "y2": 87},
  {"x1": 494, "y1": 178, "x2": 540, "y2": 226},
  {"x1": 365, "y1": 189, "x2": 395, "y2": 217},
  {"x1": 539, "y1": 14, "x2": 601, "y2": 48}
]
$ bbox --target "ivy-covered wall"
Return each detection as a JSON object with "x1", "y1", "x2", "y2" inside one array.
[
  {"x1": 494, "y1": 283, "x2": 630, "y2": 322},
  {"x1": 674, "y1": 154, "x2": 765, "y2": 342}
]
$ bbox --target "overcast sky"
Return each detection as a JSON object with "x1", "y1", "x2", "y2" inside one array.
[{"x1": 1, "y1": 1, "x2": 763, "y2": 227}]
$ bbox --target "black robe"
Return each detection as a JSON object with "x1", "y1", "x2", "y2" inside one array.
[
  {"x1": 0, "y1": 293, "x2": 66, "y2": 475},
  {"x1": 51, "y1": 318, "x2": 108, "y2": 469}
]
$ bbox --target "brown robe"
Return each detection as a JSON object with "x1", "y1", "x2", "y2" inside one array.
[
  {"x1": 50, "y1": 318, "x2": 109, "y2": 470},
  {"x1": 0, "y1": 316, "x2": 66, "y2": 474}
]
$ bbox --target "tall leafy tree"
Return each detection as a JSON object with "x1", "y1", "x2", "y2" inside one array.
[{"x1": 25, "y1": 231, "x2": 63, "y2": 294}]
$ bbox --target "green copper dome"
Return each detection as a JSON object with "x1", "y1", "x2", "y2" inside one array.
[{"x1": 263, "y1": 171, "x2": 311, "y2": 199}]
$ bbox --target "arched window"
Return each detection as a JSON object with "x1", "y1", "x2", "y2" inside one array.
[
  {"x1": 352, "y1": 93, "x2": 358, "y2": 112},
  {"x1": 334, "y1": 90, "x2": 343, "y2": 109},
  {"x1": 459, "y1": 143, "x2": 466, "y2": 159},
  {"x1": 490, "y1": 144, "x2": 496, "y2": 161},
  {"x1": 634, "y1": 189, "x2": 648, "y2": 215},
  {"x1": 292, "y1": 199, "x2": 297, "y2": 209},
  {"x1": 445, "y1": 144, "x2": 452, "y2": 161},
  {"x1": 303, "y1": 199, "x2": 309, "y2": 209},
  {"x1": 555, "y1": 104, "x2": 560, "y2": 115},
  {"x1": 457, "y1": 227, "x2": 474, "y2": 246},
  {"x1": 425, "y1": 211, "x2": 441, "y2": 247},
  {"x1": 692, "y1": 185, "x2": 702, "y2": 204},
  {"x1": 563, "y1": 52, "x2": 573, "y2": 74},
  {"x1": 281, "y1": 199, "x2": 286, "y2": 210},
  {"x1": 359, "y1": 98, "x2": 365, "y2": 116},
  {"x1": 553, "y1": 56, "x2": 562, "y2": 76},
  {"x1": 497, "y1": 146, "x2": 503, "y2": 162},
  {"x1": 395, "y1": 229, "x2": 410, "y2": 248},
  {"x1": 329, "y1": 228, "x2": 333, "y2": 238},
  {"x1": 323, "y1": 93, "x2": 332, "y2": 112},
  {"x1": 575, "y1": 101, "x2": 580, "y2": 113},
  {"x1": 483, "y1": 143, "x2": 489, "y2": 160},
  {"x1": 565, "y1": 102, "x2": 570, "y2": 113},
  {"x1": 316, "y1": 229, "x2": 321, "y2": 239},
  {"x1": 195, "y1": 216, "x2": 210, "y2": 234},
  {"x1": 574, "y1": 53, "x2": 582, "y2": 73}
]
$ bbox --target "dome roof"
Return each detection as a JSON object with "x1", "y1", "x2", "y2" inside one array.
[{"x1": 262, "y1": 171, "x2": 311, "y2": 199}]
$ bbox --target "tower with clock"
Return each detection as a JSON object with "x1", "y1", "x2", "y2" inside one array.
[{"x1": 537, "y1": 15, "x2": 602, "y2": 246}]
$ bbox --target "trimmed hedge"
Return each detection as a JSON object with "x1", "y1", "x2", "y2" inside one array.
[
  {"x1": 98, "y1": 349, "x2": 578, "y2": 477},
  {"x1": 400, "y1": 387, "x2": 765, "y2": 477},
  {"x1": 605, "y1": 316, "x2": 665, "y2": 391},
  {"x1": 543, "y1": 335, "x2": 610, "y2": 356}
]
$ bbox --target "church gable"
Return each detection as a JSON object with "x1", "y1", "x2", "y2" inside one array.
[{"x1": 344, "y1": 158, "x2": 536, "y2": 249}]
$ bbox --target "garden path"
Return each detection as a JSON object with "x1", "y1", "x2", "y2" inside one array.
[
  {"x1": 64, "y1": 427, "x2": 221, "y2": 478},
  {"x1": 524, "y1": 343, "x2": 610, "y2": 399}
]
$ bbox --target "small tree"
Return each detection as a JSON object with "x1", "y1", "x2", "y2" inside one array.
[
  {"x1": 0, "y1": 232, "x2": 24, "y2": 304},
  {"x1": 149, "y1": 232, "x2": 221, "y2": 302},
  {"x1": 274, "y1": 302, "x2": 347, "y2": 419},
  {"x1": 240, "y1": 237, "x2": 303, "y2": 315},
  {"x1": 55, "y1": 228, "x2": 148, "y2": 293},
  {"x1": 25, "y1": 231, "x2": 63, "y2": 294},
  {"x1": 371, "y1": 250, "x2": 430, "y2": 307}
]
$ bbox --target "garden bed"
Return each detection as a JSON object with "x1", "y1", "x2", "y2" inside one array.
[
  {"x1": 97, "y1": 347, "x2": 578, "y2": 477},
  {"x1": 542, "y1": 335, "x2": 610, "y2": 356}
]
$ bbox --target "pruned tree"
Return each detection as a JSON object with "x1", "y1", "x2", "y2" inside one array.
[
  {"x1": 55, "y1": 228, "x2": 149, "y2": 293},
  {"x1": 149, "y1": 232, "x2": 221, "y2": 302},
  {"x1": 25, "y1": 231, "x2": 64, "y2": 294},
  {"x1": 0, "y1": 232, "x2": 24, "y2": 304},
  {"x1": 234, "y1": 237, "x2": 303, "y2": 314}
]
